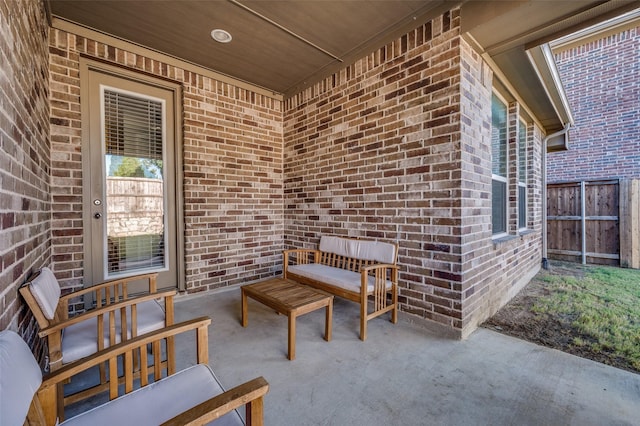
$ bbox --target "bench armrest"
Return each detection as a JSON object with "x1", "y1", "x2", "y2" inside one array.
[
  {"x1": 360, "y1": 263, "x2": 398, "y2": 295},
  {"x1": 161, "y1": 376, "x2": 270, "y2": 426},
  {"x1": 283, "y1": 249, "x2": 320, "y2": 273},
  {"x1": 361, "y1": 263, "x2": 398, "y2": 274}
]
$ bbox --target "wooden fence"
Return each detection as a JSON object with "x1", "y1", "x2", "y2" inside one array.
[{"x1": 547, "y1": 179, "x2": 640, "y2": 268}]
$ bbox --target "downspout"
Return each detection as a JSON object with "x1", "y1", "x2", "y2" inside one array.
[{"x1": 541, "y1": 123, "x2": 572, "y2": 270}]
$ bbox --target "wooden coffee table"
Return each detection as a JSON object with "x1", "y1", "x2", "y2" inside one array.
[{"x1": 241, "y1": 277, "x2": 333, "y2": 360}]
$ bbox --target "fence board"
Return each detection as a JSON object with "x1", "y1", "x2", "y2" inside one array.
[
  {"x1": 547, "y1": 180, "x2": 620, "y2": 266},
  {"x1": 620, "y1": 179, "x2": 640, "y2": 268}
]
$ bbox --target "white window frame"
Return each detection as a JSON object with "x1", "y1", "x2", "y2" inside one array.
[
  {"x1": 518, "y1": 119, "x2": 528, "y2": 231},
  {"x1": 491, "y1": 92, "x2": 508, "y2": 238}
]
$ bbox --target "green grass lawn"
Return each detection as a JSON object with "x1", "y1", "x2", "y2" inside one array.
[{"x1": 532, "y1": 265, "x2": 640, "y2": 371}]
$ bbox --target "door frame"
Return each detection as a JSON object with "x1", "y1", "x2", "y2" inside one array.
[{"x1": 80, "y1": 57, "x2": 185, "y2": 292}]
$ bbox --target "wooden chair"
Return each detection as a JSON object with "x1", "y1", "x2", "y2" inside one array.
[
  {"x1": 19, "y1": 267, "x2": 176, "y2": 413},
  {"x1": 0, "y1": 318, "x2": 269, "y2": 426}
]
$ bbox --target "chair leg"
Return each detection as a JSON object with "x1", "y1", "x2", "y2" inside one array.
[
  {"x1": 359, "y1": 302, "x2": 367, "y2": 341},
  {"x1": 391, "y1": 289, "x2": 398, "y2": 324},
  {"x1": 57, "y1": 382, "x2": 65, "y2": 422}
]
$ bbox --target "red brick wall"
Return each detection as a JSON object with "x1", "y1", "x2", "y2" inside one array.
[
  {"x1": 0, "y1": 0, "x2": 50, "y2": 359},
  {"x1": 48, "y1": 30, "x2": 283, "y2": 296},
  {"x1": 182, "y1": 79, "x2": 283, "y2": 291},
  {"x1": 283, "y1": 10, "x2": 544, "y2": 337},
  {"x1": 457, "y1": 47, "x2": 544, "y2": 334},
  {"x1": 548, "y1": 26, "x2": 640, "y2": 182}
]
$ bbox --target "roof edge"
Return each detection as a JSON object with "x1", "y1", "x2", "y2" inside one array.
[{"x1": 526, "y1": 43, "x2": 574, "y2": 131}]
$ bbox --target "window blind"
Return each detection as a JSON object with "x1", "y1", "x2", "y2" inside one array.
[{"x1": 104, "y1": 90, "x2": 163, "y2": 160}]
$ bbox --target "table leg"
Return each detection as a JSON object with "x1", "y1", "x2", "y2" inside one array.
[
  {"x1": 241, "y1": 289, "x2": 248, "y2": 327},
  {"x1": 325, "y1": 298, "x2": 333, "y2": 342},
  {"x1": 288, "y1": 314, "x2": 296, "y2": 360}
]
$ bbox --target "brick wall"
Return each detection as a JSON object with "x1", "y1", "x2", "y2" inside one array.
[
  {"x1": 548, "y1": 26, "x2": 640, "y2": 182},
  {"x1": 283, "y1": 10, "x2": 543, "y2": 337},
  {"x1": 284, "y1": 11, "x2": 465, "y2": 332},
  {"x1": 48, "y1": 29, "x2": 283, "y2": 296},
  {"x1": 458, "y1": 46, "x2": 544, "y2": 333},
  {"x1": 0, "y1": 0, "x2": 50, "y2": 359}
]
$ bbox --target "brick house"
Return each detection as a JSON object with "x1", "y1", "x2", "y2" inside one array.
[
  {"x1": 1, "y1": 0, "x2": 633, "y2": 359},
  {"x1": 548, "y1": 10, "x2": 640, "y2": 183}
]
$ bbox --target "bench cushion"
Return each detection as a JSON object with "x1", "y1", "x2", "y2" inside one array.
[
  {"x1": 319, "y1": 236, "x2": 396, "y2": 264},
  {"x1": 30, "y1": 267, "x2": 61, "y2": 320},
  {"x1": 288, "y1": 264, "x2": 392, "y2": 294},
  {"x1": 60, "y1": 364, "x2": 244, "y2": 426},
  {"x1": 62, "y1": 300, "x2": 166, "y2": 364},
  {"x1": 0, "y1": 331, "x2": 43, "y2": 426}
]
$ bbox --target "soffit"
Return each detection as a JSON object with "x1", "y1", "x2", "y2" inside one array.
[
  {"x1": 48, "y1": 0, "x2": 453, "y2": 97},
  {"x1": 48, "y1": 0, "x2": 638, "y2": 132},
  {"x1": 462, "y1": 0, "x2": 639, "y2": 133}
]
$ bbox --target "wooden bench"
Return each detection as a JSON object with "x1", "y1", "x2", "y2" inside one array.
[
  {"x1": 283, "y1": 235, "x2": 398, "y2": 341},
  {"x1": 0, "y1": 317, "x2": 269, "y2": 426}
]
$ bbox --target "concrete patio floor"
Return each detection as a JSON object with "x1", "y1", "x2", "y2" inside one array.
[{"x1": 167, "y1": 286, "x2": 640, "y2": 426}]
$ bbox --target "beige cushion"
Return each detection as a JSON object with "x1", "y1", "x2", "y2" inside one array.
[
  {"x1": 288, "y1": 264, "x2": 393, "y2": 294},
  {"x1": 29, "y1": 267, "x2": 61, "y2": 320},
  {"x1": 0, "y1": 331, "x2": 43, "y2": 426},
  {"x1": 319, "y1": 236, "x2": 396, "y2": 264},
  {"x1": 62, "y1": 300, "x2": 166, "y2": 364},
  {"x1": 60, "y1": 364, "x2": 245, "y2": 426}
]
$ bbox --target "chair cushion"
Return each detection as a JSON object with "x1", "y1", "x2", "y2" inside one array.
[
  {"x1": 288, "y1": 264, "x2": 392, "y2": 294},
  {"x1": 62, "y1": 300, "x2": 166, "y2": 364},
  {"x1": 60, "y1": 364, "x2": 245, "y2": 426},
  {"x1": 0, "y1": 331, "x2": 43, "y2": 426},
  {"x1": 319, "y1": 236, "x2": 396, "y2": 264},
  {"x1": 30, "y1": 267, "x2": 61, "y2": 320}
]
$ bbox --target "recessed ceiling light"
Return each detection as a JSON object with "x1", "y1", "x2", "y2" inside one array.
[{"x1": 211, "y1": 29, "x2": 232, "y2": 43}]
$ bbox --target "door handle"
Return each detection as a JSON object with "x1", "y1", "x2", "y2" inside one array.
[{"x1": 94, "y1": 212, "x2": 102, "y2": 219}]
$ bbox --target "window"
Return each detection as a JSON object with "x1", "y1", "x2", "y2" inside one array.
[
  {"x1": 518, "y1": 120, "x2": 527, "y2": 230},
  {"x1": 491, "y1": 94, "x2": 508, "y2": 236},
  {"x1": 103, "y1": 89, "x2": 166, "y2": 276}
]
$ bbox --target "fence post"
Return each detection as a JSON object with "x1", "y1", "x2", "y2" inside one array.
[{"x1": 581, "y1": 181, "x2": 586, "y2": 265}]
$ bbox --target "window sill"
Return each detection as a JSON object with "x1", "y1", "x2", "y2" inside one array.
[
  {"x1": 492, "y1": 234, "x2": 519, "y2": 247},
  {"x1": 492, "y1": 229, "x2": 537, "y2": 248}
]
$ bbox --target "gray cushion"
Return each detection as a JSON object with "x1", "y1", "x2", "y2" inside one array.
[
  {"x1": 62, "y1": 300, "x2": 166, "y2": 364},
  {"x1": 60, "y1": 364, "x2": 245, "y2": 426},
  {"x1": 288, "y1": 264, "x2": 392, "y2": 294},
  {"x1": 319, "y1": 236, "x2": 396, "y2": 264},
  {"x1": 30, "y1": 267, "x2": 61, "y2": 320},
  {"x1": 0, "y1": 331, "x2": 42, "y2": 426}
]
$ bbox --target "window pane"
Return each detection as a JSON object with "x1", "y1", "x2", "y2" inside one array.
[
  {"x1": 518, "y1": 185, "x2": 527, "y2": 229},
  {"x1": 491, "y1": 94, "x2": 507, "y2": 177},
  {"x1": 492, "y1": 179, "x2": 507, "y2": 234},
  {"x1": 104, "y1": 89, "x2": 166, "y2": 276},
  {"x1": 518, "y1": 121, "x2": 527, "y2": 183}
]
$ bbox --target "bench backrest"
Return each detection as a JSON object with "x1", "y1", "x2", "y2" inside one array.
[{"x1": 319, "y1": 236, "x2": 397, "y2": 265}]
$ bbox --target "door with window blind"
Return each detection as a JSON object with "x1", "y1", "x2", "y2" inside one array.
[{"x1": 85, "y1": 69, "x2": 178, "y2": 292}]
